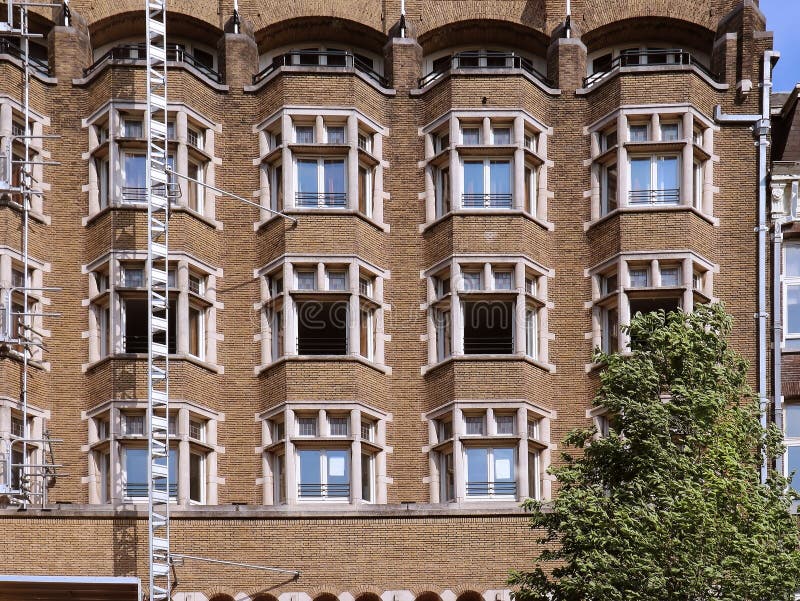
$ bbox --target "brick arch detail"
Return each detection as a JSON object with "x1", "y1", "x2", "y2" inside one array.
[
  {"x1": 573, "y1": 0, "x2": 719, "y2": 36},
  {"x1": 79, "y1": 0, "x2": 222, "y2": 30},
  {"x1": 415, "y1": 1, "x2": 549, "y2": 39}
]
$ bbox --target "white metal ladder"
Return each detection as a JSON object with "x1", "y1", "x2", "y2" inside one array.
[{"x1": 145, "y1": 0, "x2": 171, "y2": 599}]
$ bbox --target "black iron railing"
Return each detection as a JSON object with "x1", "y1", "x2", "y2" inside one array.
[
  {"x1": 583, "y1": 49, "x2": 718, "y2": 88},
  {"x1": 628, "y1": 188, "x2": 680, "y2": 206},
  {"x1": 84, "y1": 44, "x2": 222, "y2": 83},
  {"x1": 0, "y1": 38, "x2": 49, "y2": 76},
  {"x1": 463, "y1": 337, "x2": 515, "y2": 355},
  {"x1": 123, "y1": 335, "x2": 177, "y2": 354},
  {"x1": 298, "y1": 482, "x2": 350, "y2": 498},
  {"x1": 419, "y1": 52, "x2": 551, "y2": 88},
  {"x1": 465, "y1": 481, "x2": 517, "y2": 496},
  {"x1": 461, "y1": 193, "x2": 513, "y2": 209},
  {"x1": 295, "y1": 192, "x2": 347, "y2": 208},
  {"x1": 253, "y1": 50, "x2": 388, "y2": 88}
]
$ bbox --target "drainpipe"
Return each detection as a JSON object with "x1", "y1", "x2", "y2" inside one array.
[
  {"x1": 565, "y1": 0, "x2": 571, "y2": 38},
  {"x1": 715, "y1": 49, "x2": 777, "y2": 483},
  {"x1": 399, "y1": 0, "x2": 406, "y2": 38}
]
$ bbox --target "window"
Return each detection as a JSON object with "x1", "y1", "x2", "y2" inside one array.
[
  {"x1": 123, "y1": 119, "x2": 143, "y2": 138},
  {"x1": 661, "y1": 122, "x2": 680, "y2": 141},
  {"x1": 629, "y1": 155, "x2": 680, "y2": 205},
  {"x1": 462, "y1": 127, "x2": 481, "y2": 145},
  {"x1": 96, "y1": 158, "x2": 109, "y2": 208},
  {"x1": 693, "y1": 161, "x2": 704, "y2": 210},
  {"x1": 328, "y1": 416, "x2": 349, "y2": 436},
  {"x1": 439, "y1": 451, "x2": 455, "y2": 501},
  {"x1": 629, "y1": 123, "x2": 649, "y2": 142},
  {"x1": 465, "y1": 414, "x2": 485, "y2": 435},
  {"x1": 189, "y1": 452, "x2": 206, "y2": 503},
  {"x1": 124, "y1": 448, "x2": 177, "y2": 499},
  {"x1": 435, "y1": 166, "x2": 451, "y2": 217},
  {"x1": 359, "y1": 276, "x2": 374, "y2": 297},
  {"x1": 464, "y1": 300, "x2": 514, "y2": 354},
  {"x1": 629, "y1": 268, "x2": 649, "y2": 288},
  {"x1": 525, "y1": 308, "x2": 538, "y2": 359},
  {"x1": 358, "y1": 132, "x2": 372, "y2": 152},
  {"x1": 327, "y1": 270, "x2": 347, "y2": 291},
  {"x1": 600, "y1": 129, "x2": 617, "y2": 151},
  {"x1": 601, "y1": 162, "x2": 618, "y2": 214},
  {"x1": 492, "y1": 127, "x2": 511, "y2": 145},
  {"x1": 462, "y1": 159, "x2": 512, "y2": 209},
  {"x1": 462, "y1": 271, "x2": 482, "y2": 291},
  {"x1": 326, "y1": 125, "x2": 346, "y2": 144},
  {"x1": 360, "y1": 307, "x2": 376, "y2": 360},
  {"x1": 358, "y1": 165, "x2": 373, "y2": 217},
  {"x1": 187, "y1": 127, "x2": 203, "y2": 150},
  {"x1": 297, "y1": 449, "x2": 350, "y2": 499},
  {"x1": 361, "y1": 452, "x2": 376, "y2": 503},
  {"x1": 295, "y1": 125, "x2": 314, "y2": 144},
  {"x1": 465, "y1": 447, "x2": 515, "y2": 497},
  {"x1": 298, "y1": 416, "x2": 318, "y2": 437},
  {"x1": 433, "y1": 131, "x2": 450, "y2": 153},
  {"x1": 496, "y1": 414, "x2": 515, "y2": 435},
  {"x1": 124, "y1": 414, "x2": 145, "y2": 436},
  {"x1": 601, "y1": 306, "x2": 619, "y2": 354},
  {"x1": 785, "y1": 246, "x2": 800, "y2": 350},
  {"x1": 360, "y1": 419, "x2": 375, "y2": 441},
  {"x1": 270, "y1": 164, "x2": 283, "y2": 211},
  {"x1": 660, "y1": 266, "x2": 681, "y2": 287},
  {"x1": 434, "y1": 308, "x2": 452, "y2": 361},
  {"x1": 601, "y1": 272, "x2": 618, "y2": 296},
  {"x1": 187, "y1": 160, "x2": 204, "y2": 214},
  {"x1": 189, "y1": 419, "x2": 205, "y2": 441},
  {"x1": 296, "y1": 270, "x2": 317, "y2": 290},
  {"x1": 296, "y1": 158, "x2": 346, "y2": 208},
  {"x1": 493, "y1": 270, "x2": 513, "y2": 290},
  {"x1": 122, "y1": 152, "x2": 147, "y2": 203},
  {"x1": 524, "y1": 165, "x2": 537, "y2": 215}
]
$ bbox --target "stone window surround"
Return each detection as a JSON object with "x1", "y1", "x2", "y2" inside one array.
[
  {"x1": 81, "y1": 250, "x2": 222, "y2": 372},
  {"x1": 422, "y1": 254, "x2": 554, "y2": 373},
  {"x1": 254, "y1": 106, "x2": 389, "y2": 230},
  {"x1": 0, "y1": 396, "x2": 49, "y2": 496},
  {"x1": 424, "y1": 400, "x2": 553, "y2": 504},
  {"x1": 0, "y1": 247, "x2": 51, "y2": 365},
  {"x1": 82, "y1": 100, "x2": 221, "y2": 225},
  {"x1": 257, "y1": 400, "x2": 392, "y2": 506},
  {"x1": 255, "y1": 254, "x2": 389, "y2": 373},
  {"x1": 586, "y1": 104, "x2": 719, "y2": 226},
  {"x1": 82, "y1": 399, "x2": 224, "y2": 506},
  {"x1": 0, "y1": 94, "x2": 50, "y2": 219},
  {"x1": 421, "y1": 109, "x2": 554, "y2": 228},
  {"x1": 586, "y1": 250, "x2": 717, "y2": 362}
]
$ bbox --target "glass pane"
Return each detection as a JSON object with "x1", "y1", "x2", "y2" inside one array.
[
  {"x1": 661, "y1": 267, "x2": 680, "y2": 287},
  {"x1": 629, "y1": 124, "x2": 648, "y2": 142},
  {"x1": 656, "y1": 156, "x2": 679, "y2": 191},
  {"x1": 493, "y1": 128, "x2": 511, "y2": 144},
  {"x1": 788, "y1": 446, "x2": 800, "y2": 492},
  {"x1": 786, "y1": 404, "x2": 800, "y2": 438},
  {"x1": 189, "y1": 453, "x2": 203, "y2": 502},
  {"x1": 125, "y1": 449, "x2": 148, "y2": 497},
  {"x1": 326, "y1": 449, "x2": 349, "y2": 497},
  {"x1": 323, "y1": 160, "x2": 346, "y2": 194},
  {"x1": 494, "y1": 448, "x2": 515, "y2": 482},
  {"x1": 786, "y1": 246, "x2": 800, "y2": 278},
  {"x1": 462, "y1": 128, "x2": 480, "y2": 145},
  {"x1": 489, "y1": 161, "x2": 511, "y2": 195},
  {"x1": 463, "y1": 161, "x2": 484, "y2": 195},
  {"x1": 124, "y1": 155, "x2": 147, "y2": 188},
  {"x1": 788, "y1": 285, "x2": 800, "y2": 335},
  {"x1": 298, "y1": 450, "x2": 322, "y2": 496},
  {"x1": 661, "y1": 123, "x2": 680, "y2": 141},
  {"x1": 361, "y1": 453, "x2": 373, "y2": 502},
  {"x1": 465, "y1": 447, "x2": 488, "y2": 495},
  {"x1": 630, "y1": 158, "x2": 651, "y2": 191},
  {"x1": 297, "y1": 160, "x2": 318, "y2": 194}
]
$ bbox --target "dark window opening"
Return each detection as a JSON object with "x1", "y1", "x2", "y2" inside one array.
[
  {"x1": 629, "y1": 296, "x2": 680, "y2": 317},
  {"x1": 297, "y1": 301, "x2": 348, "y2": 355},
  {"x1": 463, "y1": 301, "x2": 513, "y2": 354},
  {"x1": 592, "y1": 53, "x2": 613, "y2": 73},
  {"x1": 124, "y1": 299, "x2": 177, "y2": 354},
  {"x1": 192, "y1": 48, "x2": 214, "y2": 70}
]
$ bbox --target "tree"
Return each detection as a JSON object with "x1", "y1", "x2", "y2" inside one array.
[{"x1": 509, "y1": 304, "x2": 800, "y2": 601}]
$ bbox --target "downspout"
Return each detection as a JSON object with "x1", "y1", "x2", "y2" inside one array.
[
  {"x1": 565, "y1": 0, "x2": 571, "y2": 38},
  {"x1": 715, "y1": 49, "x2": 777, "y2": 483}
]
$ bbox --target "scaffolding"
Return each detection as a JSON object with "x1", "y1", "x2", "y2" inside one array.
[{"x1": 0, "y1": 0, "x2": 63, "y2": 508}]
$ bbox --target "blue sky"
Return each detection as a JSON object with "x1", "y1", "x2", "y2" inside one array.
[{"x1": 761, "y1": 0, "x2": 800, "y2": 91}]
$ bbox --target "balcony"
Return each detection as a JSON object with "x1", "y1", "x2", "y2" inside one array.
[
  {"x1": 465, "y1": 480, "x2": 517, "y2": 497},
  {"x1": 419, "y1": 52, "x2": 551, "y2": 88},
  {"x1": 628, "y1": 188, "x2": 680, "y2": 206},
  {"x1": 295, "y1": 192, "x2": 348, "y2": 209},
  {"x1": 298, "y1": 482, "x2": 350, "y2": 499},
  {"x1": 0, "y1": 37, "x2": 48, "y2": 76},
  {"x1": 583, "y1": 49, "x2": 718, "y2": 88},
  {"x1": 461, "y1": 193, "x2": 513, "y2": 209},
  {"x1": 253, "y1": 50, "x2": 388, "y2": 88},
  {"x1": 84, "y1": 44, "x2": 222, "y2": 84}
]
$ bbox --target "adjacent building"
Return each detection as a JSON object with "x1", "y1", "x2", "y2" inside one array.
[{"x1": 0, "y1": 0, "x2": 786, "y2": 599}]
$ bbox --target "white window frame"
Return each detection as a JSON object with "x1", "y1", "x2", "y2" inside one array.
[
  {"x1": 628, "y1": 154, "x2": 681, "y2": 206},
  {"x1": 784, "y1": 245, "x2": 800, "y2": 349},
  {"x1": 295, "y1": 448, "x2": 351, "y2": 501},
  {"x1": 294, "y1": 156, "x2": 347, "y2": 208},
  {"x1": 460, "y1": 158, "x2": 512, "y2": 209},
  {"x1": 463, "y1": 446, "x2": 516, "y2": 499}
]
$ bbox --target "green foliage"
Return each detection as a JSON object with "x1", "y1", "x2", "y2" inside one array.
[{"x1": 509, "y1": 304, "x2": 800, "y2": 601}]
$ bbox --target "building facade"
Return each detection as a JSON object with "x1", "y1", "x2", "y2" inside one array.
[{"x1": 0, "y1": 0, "x2": 780, "y2": 599}]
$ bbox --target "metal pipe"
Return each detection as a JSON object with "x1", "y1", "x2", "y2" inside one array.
[
  {"x1": 232, "y1": 0, "x2": 239, "y2": 34},
  {"x1": 170, "y1": 553, "x2": 300, "y2": 577},
  {"x1": 565, "y1": 0, "x2": 571, "y2": 38},
  {"x1": 400, "y1": 0, "x2": 406, "y2": 38},
  {"x1": 165, "y1": 167, "x2": 298, "y2": 223}
]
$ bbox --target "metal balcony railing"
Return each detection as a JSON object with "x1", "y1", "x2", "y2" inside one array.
[
  {"x1": 463, "y1": 336, "x2": 515, "y2": 355},
  {"x1": 465, "y1": 480, "x2": 517, "y2": 496},
  {"x1": 628, "y1": 188, "x2": 680, "y2": 206},
  {"x1": 461, "y1": 193, "x2": 513, "y2": 209},
  {"x1": 419, "y1": 51, "x2": 552, "y2": 88},
  {"x1": 126, "y1": 482, "x2": 177, "y2": 498},
  {"x1": 295, "y1": 192, "x2": 348, "y2": 208},
  {"x1": 83, "y1": 43, "x2": 222, "y2": 83},
  {"x1": 123, "y1": 335, "x2": 177, "y2": 354},
  {"x1": 0, "y1": 37, "x2": 49, "y2": 76},
  {"x1": 253, "y1": 50, "x2": 388, "y2": 88},
  {"x1": 298, "y1": 482, "x2": 350, "y2": 499},
  {"x1": 120, "y1": 183, "x2": 180, "y2": 205},
  {"x1": 583, "y1": 49, "x2": 718, "y2": 88}
]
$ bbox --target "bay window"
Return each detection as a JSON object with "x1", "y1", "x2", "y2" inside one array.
[
  {"x1": 591, "y1": 252, "x2": 714, "y2": 355},
  {"x1": 425, "y1": 257, "x2": 550, "y2": 366},
  {"x1": 257, "y1": 109, "x2": 386, "y2": 221},
  {"x1": 427, "y1": 402, "x2": 552, "y2": 503},
  {"x1": 423, "y1": 111, "x2": 550, "y2": 221},
  {"x1": 86, "y1": 402, "x2": 219, "y2": 505},
  {"x1": 589, "y1": 107, "x2": 715, "y2": 219},
  {"x1": 259, "y1": 257, "x2": 386, "y2": 367},
  {"x1": 261, "y1": 403, "x2": 388, "y2": 505}
]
